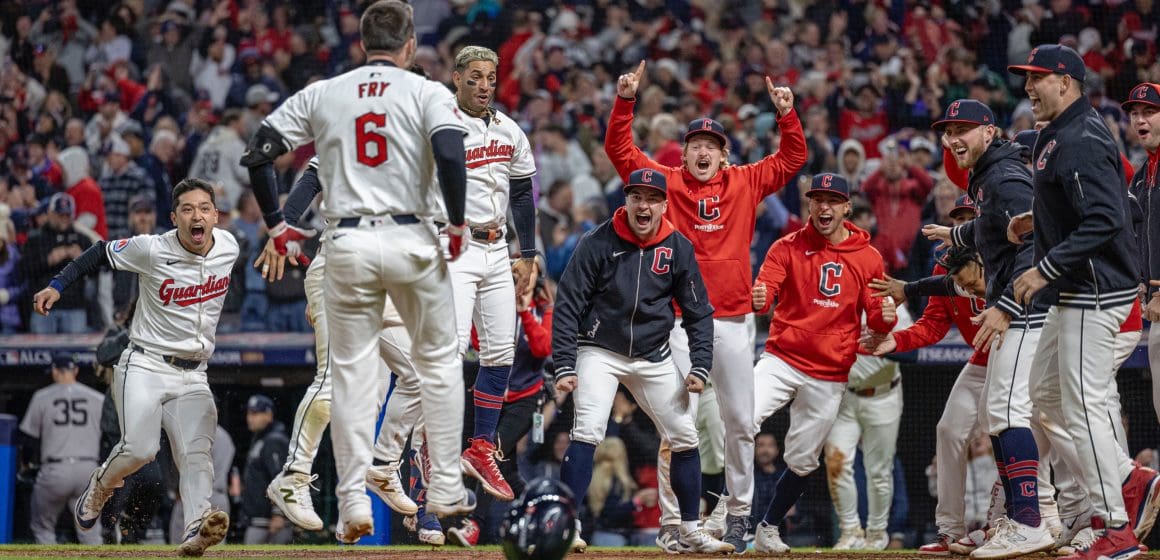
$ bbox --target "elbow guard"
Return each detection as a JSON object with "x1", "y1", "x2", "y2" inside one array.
[{"x1": 240, "y1": 125, "x2": 290, "y2": 168}]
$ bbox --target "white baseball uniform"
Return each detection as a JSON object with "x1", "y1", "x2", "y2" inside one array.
[
  {"x1": 262, "y1": 60, "x2": 469, "y2": 520},
  {"x1": 826, "y1": 307, "x2": 913, "y2": 536},
  {"x1": 96, "y1": 228, "x2": 239, "y2": 535}
]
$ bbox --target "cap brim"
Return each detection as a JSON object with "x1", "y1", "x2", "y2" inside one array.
[
  {"x1": 932, "y1": 118, "x2": 988, "y2": 131},
  {"x1": 624, "y1": 184, "x2": 667, "y2": 197},
  {"x1": 804, "y1": 188, "x2": 850, "y2": 201},
  {"x1": 1008, "y1": 64, "x2": 1054, "y2": 76},
  {"x1": 950, "y1": 205, "x2": 976, "y2": 216},
  {"x1": 1122, "y1": 99, "x2": 1160, "y2": 112},
  {"x1": 683, "y1": 130, "x2": 728, "y2": 148}
]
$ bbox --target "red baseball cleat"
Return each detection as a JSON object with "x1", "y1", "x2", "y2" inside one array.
[
  {"x1": 1123, "y1": 464, "x2": 1160, "y2": 540},
  {"x1": 447, "y1": 518, "x2": 480, "y2": 548},
  {"x1": 1059, "y1": 519, "x2": 1141, "y2": 560},
  {"x1": 918, "y1": 533, "x2": 954, "y2": 556},
  {"x1": 461, "y1": 438, "x2": 515, "y2": 501}
]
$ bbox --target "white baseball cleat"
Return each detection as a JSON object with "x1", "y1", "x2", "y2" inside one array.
[
  {"x1": 833, "y1": 527, "x2": 866, "y2": 550},
  {"x1": 75, "y1": 471, "x2": 116, "y2": 531},
  {"x1": 177, "y1": 509, "x2": 229, "y2": 557},
  {"x1": 969, "y1": 517, "x2": 1054, "y2": 559},
  {"x1": 950, "y1": 527, "x2": 988, "y2": 555},
  {"x1": 266, "y1": 471, "x2": 323, "y2": 531},
  {"x1": 572, "y1": 519, "x2": 587, "y2": 553},
  {"x1": 704, "y1": 497, "x2": 728, "y2": 539},
  {"x1": 754, "y1": 522, "x2": 790, "y2": 554},
  {"x1": 865, "y1": 528, "x2": 889, "y2": 551},
  {"x1": 679, "y1": 527, "x2": 736, "y2": 554},
  {"x1": 656, "y1": 525, "x2": 690, "y2": 554},
  {"x1": 335, "y1": 515, "x2": 374, "y2": 544},
  {"x1": 366, "y1": 461, "x2": 419, "y2": 516}
]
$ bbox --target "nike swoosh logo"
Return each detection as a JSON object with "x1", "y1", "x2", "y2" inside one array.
[
  {"x1": 805, "y1": 251, "x2": 818, "y2": 256},
  {"x1": 166, "y1": 259, "x2": 181, "y2": 265},
  {"x1": 613, "y1": 251, "x2": 627, "y2": 257},
  {"x1": 333, "y1": 233, "x2": 347, "y2": 239}
]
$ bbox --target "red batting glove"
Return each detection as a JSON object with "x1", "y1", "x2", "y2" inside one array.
[
  {"x1": 265, "y1": 222, "x2": 313, "y2": 257},
  {"x1": 445, "y1": 224, "x2": 468, "y2": 261}
]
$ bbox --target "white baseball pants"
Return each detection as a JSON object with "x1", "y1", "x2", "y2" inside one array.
[
  {"x1": 657, "y1": 315, "x2": 753, "y2": 524},
  {"x1": 98, "y1": 350, "x2": 217, "y2": 535},
  {"x1": 1031, "y1": 304, "x2": 1133, "y2": 526},
  {"x1": 752, "y1": 353, "x2": 847, "y2": 477},
  {"x1": 933, "y1": 362, "x2": 987, "y2": 538},
  {"x1": 449, "y1": 238, "x2": 516, "y2": 366},
  {"x1": 323, "y1": 224, "x2": 464, "y2": 519},
  {"x1": 825, "y1": 370, "x2": 903, "y2": 533}
]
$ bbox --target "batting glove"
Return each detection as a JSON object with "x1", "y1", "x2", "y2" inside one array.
[
  {"x1": 268, "y1": 221, "x2": 315, "y2": 265},
  {"x1": 445, "y1": 223, "x2": 468, "y2": 262}
]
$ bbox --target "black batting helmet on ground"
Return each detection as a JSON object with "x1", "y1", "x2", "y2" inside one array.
[{"x1": 500, "y1": 478, "x2": 577, "y2": 560}]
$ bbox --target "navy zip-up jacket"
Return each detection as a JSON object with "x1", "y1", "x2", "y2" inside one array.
[
  {"x1": 949, "y1": 140, "x2": 1050, "y2": 326},
  {"x1": 1129, "y1": 154, "x2": 1159, "y2": 291},
  {"x1": 552, "y1": 208, "x2": 714, "y2": 382},
  {"x1": 1030, "y1": 97, "x2": 1139, "y2": 308}
]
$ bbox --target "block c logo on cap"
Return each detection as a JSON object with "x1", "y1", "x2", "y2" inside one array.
[
  {"x1": 641, "y1": 169, "x2": 654, "y2": 183},
  {"x1": 821, "y1": 174, "x2": 833, "y2": 188},
  {"x1": 948, "y1": 101, "x2": 960, "y2": 117}
]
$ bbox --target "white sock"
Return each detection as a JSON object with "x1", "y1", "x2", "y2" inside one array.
[{"x1": 680, "y1": 520, "x2": 700, "y2": 535}]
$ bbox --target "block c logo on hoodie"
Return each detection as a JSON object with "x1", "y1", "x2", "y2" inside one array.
[{"x1": 819, "y1": 262, "x2": 843, "y2": 297}]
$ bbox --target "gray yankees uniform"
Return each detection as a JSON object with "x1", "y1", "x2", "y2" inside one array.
[{"x1": 20, "y1": 360, "x2": 105, "y2": 545}]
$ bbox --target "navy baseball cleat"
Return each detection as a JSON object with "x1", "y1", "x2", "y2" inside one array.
[
  {"x1": 75, "y1": 471, "x2": 114, "y2": 531},
  {"x1": 427, "y1": 488, "x2": 477, "y2": 518}
]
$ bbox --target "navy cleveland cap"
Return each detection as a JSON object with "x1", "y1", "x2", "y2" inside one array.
[
  {"x1": 932, "y1": 99, "x2": 995, "y2": 131},
  {"x1": 950, "y1": 195, "x2": 977, "y2": 218},
  {"x1": 684, "y1": 118, "x2": 729, "y2": 148},
  {"x1": 246, "y1": 394, "x2": 274, "y2": 413},
  {"x1": 805, "y1": 173, "x2": 850, "y2": 201},
  {"x1": 1009, "y1": 44, "x2": 1085, "y2": 82},
  {"x1": 624, "y1": 168, "x2": 667, "y2": 197},
  {"x1": 1012, "y1": 129, "x2": 1039, "y2": 151},
  {"x1": 1122, "y1": 83, "x2": 1160, "y2": 112}
]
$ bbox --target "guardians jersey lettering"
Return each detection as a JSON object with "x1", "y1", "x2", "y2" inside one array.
[{"x1": 159, "y1": 276, "x2": 231, "y2": 307}]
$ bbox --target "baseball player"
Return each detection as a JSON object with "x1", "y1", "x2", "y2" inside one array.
[
  {"x1": 258, "y1": 156, "x2": 421, "y2": 535},
  {"x1": 1008, "y1": 45, "x2": 1154, "y2": 559},
  {"x1": 748, "y1": 173, "x2": 897, "y2": 554},
  {"x1": 919, "y1": 99, "x2": 1059, "y2": 558},
  {"x1": 1125, "y1": 82, "x2": 1160, "y2": 425},
  {"x1": 20, "y1": 352, "x2": 105, "y2": 545},
  {"x1": 32, "y1": 177, "x2": 238, "y2": 557},
  {"x1": 867, "y1": 199, "x2": 994, "y2": 555},
  {"x1": 605, "y1": 60, "x2": 807, "y2": 552},
  {"x1": 553, "y1": 169, "x2": 733, "y2": 555},
  {"x1": 240, "y1": 0, "x2": 474, "y2": 540},
  {"x1": 826, "y1": 305, "x2": 913, "y2": 551},
  {"x1": 396, "y1": 44, "x2": 539, "y2": 503}
]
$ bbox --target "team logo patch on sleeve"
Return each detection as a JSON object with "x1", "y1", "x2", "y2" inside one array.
[
  {"x1": 1036, "y1": 140, "x2": 1056, "y2": 171},
  {"x1": 112, "y1": 239, "x2": 130, "y2": 252}
]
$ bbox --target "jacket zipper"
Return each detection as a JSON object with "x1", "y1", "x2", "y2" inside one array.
[
  {"x1": 1074, "y1": 171, "x2": 1101, "y2": 307},
  {"x1": 628, "y1": 249, "x2": 644, "y2": 356}
]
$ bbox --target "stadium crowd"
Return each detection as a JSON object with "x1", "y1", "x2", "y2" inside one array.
[{"x1": 4, "y1": 0, "x2": 1160, "y2": 550}]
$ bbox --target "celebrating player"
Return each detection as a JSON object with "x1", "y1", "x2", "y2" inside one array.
[
  {"x1": 920, "y1": 99, "x2": 1057, "y2": 558},
  {"x1": 552, "y1": 169, "x2": 733, "y2": 554},
  {"x1": 1125, "y1": 82, "x2": 1160, "y2": 425},
  {"x1": 240, "y1": 0, "x2": 473, "y2": 542},
  {"x1": 747, "y1": 173, "x2": 896, "y2": 554},
  {"x1": 1010, "y1": 45, "x2": 1154, "y2": 559},
  {"x1": 33, "y1": 178, "x2": 238, "y2": 557},
  {"x1": 867, "y1": 199, "x2": 994, "y2": 555},
  {"x1": 604, "y1": 60, "x2": 807, "y2": 551}
]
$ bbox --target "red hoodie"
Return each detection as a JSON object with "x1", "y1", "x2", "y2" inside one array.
[
  {"x1": 605, "y1": 97, "x2": 808, "y2": 317},
  {"x1": 754, "y1": 221, "x2": 896, "y2": 381}
]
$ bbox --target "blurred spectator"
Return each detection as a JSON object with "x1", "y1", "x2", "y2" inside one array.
[
  {"x1": 84, "y1": 89, "x2": 127, "y2": 155},
  {"x1": 84, "y1": 13, "x2": 132, "y2": 67},
  {"x1": 189, "y1": 109, "x2": 249, "y2": 209},
  {"x1": 587, "y1": 437, "x2": 640, "y2": 547},
  {"x1": 29, "y1": 1, "x2": 98, "y2": 89},
  {"x1": 646, "y1": 113, "x2": 683, "y2": 167},
  {"x1": 537, "y1": 124, "x2": 595, "y2": 205},
  {"x1": 750, "y1": 432, "x2": 784, "y2": 531},
  {"x1": 837, "y1": 139, "x2": 869, "y2": 191},
  {"x1": 191, "y1": 24, "x2": 235, "y2": 109},
  {"x1": 904, "y1": 179, "x2": 960, "y2": 282},
  {"x1": 25, "y1": 134, "x2": 62, "y2": 190},
  {"x1": 227, "y1": 48, "x2": 285, "y2": 111},
  {"x1": 804, "y1": 105, "x2": 839, "y2": 175},
  {"x1": 241, "y1": 394, "x2": 291, "y2": 545},
  {"x1": 907, "y1": 137, "x2": 938, "y2": 171},
  {"x1": 0, "y1": 205, "x2": 20, "y2": 333},
  {"x1": 63, "y1": 118, "x2": 87, "y2": 150},
  {"x1": 111, "y1": 196, "x2": 160, "y2": 311},
  {"x1": 30, "y1": 44, "x2": 70, "y2": 97},
  {"x1": 146, "y1": 129, "x2": 181, "y2": 226},
  {"x1": 234, "y1": 191, "x2": 267, "y2": 332},
  {"x1": 861, "y1": 139, "x2": 933, "y2": 272},
  {"x1": 241, "y1": 84, "x2": 279, "y2": 140},
  {"x1": 22, "y1": 193, "x2": 92, "y2": 334},
  {"x1": 146, "y1": 18, "x2": 198, "y2": 96},
  {"x1": 99, "y1": 133, "x2": 155, "y2": 240},
  {"x1": 840, "y1": 81, "x2": 890, "y2": 159},
  {"x1": 57, "y1": 145, "x2": 107, "y2": 240}
]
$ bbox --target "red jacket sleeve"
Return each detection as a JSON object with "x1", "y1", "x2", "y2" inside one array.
[
  {"x1": 520, "y1": 308, "x2": 553, "y2": 358},
  {"x1": 861, "y1": 255, "x2": 895, "y2": 333},
  {"x1": 943, "y1": 146, "x2": 969, "y2": 191},
  {"x1": 605, "y1": 97, "x2": 667, "y2": 180},
  {"x1": 1122, "y1": 153, "x2": 1135, "y2": 188},
  {"x1": 738, "y1": 110, "x2": 808, "y2": 200},
  {"x1": 754, "y1": 240, "x2": 789, "y2": 315},
  {"x1": 890, "y1": 295, "x2": 954, "y2": 352}
]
